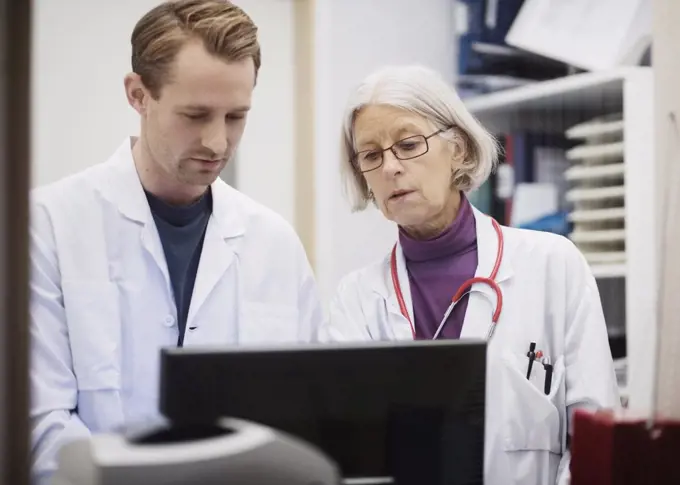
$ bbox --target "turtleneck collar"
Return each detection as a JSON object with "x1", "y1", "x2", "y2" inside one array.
[{"x1": 398, "y1": 193, "x2": 477, "y2": 263}]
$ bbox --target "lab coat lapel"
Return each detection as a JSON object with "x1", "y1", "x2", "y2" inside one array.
[
  {"x1": 140, "y1": 222, "x2": 172, "y2": 294},
  {"x1": 97, "y1": 138, "x2": 245, "y2": 324},
  {"x1": 459, "y1": 208, "x2": 513, "y2": 340},
  {"x1": 97, "y1": 138, "x2": 173, "y2": 294},
  {"x1": 384, "y1": 241, "x2": 417, "y2": 340},
  {"x1": 186, "y1": 180, "x2": 244, "y2": 325}
]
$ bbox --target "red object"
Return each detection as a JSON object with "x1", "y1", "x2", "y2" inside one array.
[{"x1": 571, "y1": 408, "x2": 680, "y2": 485}]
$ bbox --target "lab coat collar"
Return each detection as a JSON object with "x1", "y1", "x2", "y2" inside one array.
[
  {"x1": 186, "y1": 179, "x2": 248, "y2": 324},
  {"x1": 380, "y1": 205, "x2": 514, "y2": 340},
  {"x1": 470, "y1": 206, "x2": 514, "y2": 285},
  {"x1": 97, "y1": 137, "x2": 246, "y2": 240},
  {"x1": 459, "y1": 206, "x2": 514, "y2": 340},
  {"x1": 96, "y1": 138, "x2": 247, "y2": 325}
]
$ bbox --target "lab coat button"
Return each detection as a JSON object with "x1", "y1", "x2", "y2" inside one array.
[{"x1": 163, "y1": 315, "x2": 176, "y2": 327}]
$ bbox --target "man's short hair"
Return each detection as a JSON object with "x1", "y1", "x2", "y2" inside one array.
[{"x1": 131, "y1": 0, "x2": 261, "y2": 99}]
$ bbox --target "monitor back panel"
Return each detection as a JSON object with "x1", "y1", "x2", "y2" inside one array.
[{"x1": 159, "y1": 340, "x2": 486, "y2": 485}]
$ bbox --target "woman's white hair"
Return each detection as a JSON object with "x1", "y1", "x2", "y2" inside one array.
[{"x1": 340, "y1": 64, "x2": 500, "y2": 211}]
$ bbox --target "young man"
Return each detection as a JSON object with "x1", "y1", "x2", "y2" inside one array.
[{"x1": 29, "y1": 1, "x2": 323, "y2": 482}]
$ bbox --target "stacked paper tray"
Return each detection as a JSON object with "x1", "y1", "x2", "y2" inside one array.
[
  {"x1": 565, "y1": 114, "x2": 625, "y2": 270},
  {"x1": 613, "y1": 357, "x2": 629, "y2": 408}
]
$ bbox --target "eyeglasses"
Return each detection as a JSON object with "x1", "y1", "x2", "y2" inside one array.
[{"x1": 352, "y1": 128, "x2": 450, "y2": 173}]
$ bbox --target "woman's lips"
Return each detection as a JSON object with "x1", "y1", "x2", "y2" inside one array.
[
  {"x1": 389, "y1": 190, "x2": 415, "y2": 201},
  {"x1": 390, "y1": 189, "x2": 413, "y2": 197}
]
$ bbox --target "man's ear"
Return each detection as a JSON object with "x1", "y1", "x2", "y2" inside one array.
[{"x1": 124, "y1": 72, "x2": 148, "y2": 115}]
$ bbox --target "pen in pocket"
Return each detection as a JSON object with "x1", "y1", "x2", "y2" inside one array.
[
  {"x1": 542, "y1": 356, "x2": 553, "y2": 395},
  {"x1": 525, "y1": 342, "x2": 536, "y2": 379}
]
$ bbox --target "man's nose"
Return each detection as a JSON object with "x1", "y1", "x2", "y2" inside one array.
[{"x1": 202, "y1": 122, "x2": 228, "y2": 157}]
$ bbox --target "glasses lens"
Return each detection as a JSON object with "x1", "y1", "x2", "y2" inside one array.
[
  {"x1": 393, "y1": 135, "x2": 427, "y2": 160},
  {"x1": 356, "y1": 150, "x2": 383, "y2": 172}
]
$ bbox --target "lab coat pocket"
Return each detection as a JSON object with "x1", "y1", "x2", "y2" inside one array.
[
  {"x1": 239, "y1": 302, "x2": 300, "y2": 344},
  {"x1": 62, "y1": 280, "x2": 121, "y2": 391},
  {"x1": 501, "y1": 351, "x2": 565, "y2": 453}
]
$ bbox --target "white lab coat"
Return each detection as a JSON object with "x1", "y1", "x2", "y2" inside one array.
[
  {"x1": 321, "y1": 207, "x2": 620, "y2": 485},
  {"x1": 29, "y1": 138, "x2": 324, "y2": 484}
]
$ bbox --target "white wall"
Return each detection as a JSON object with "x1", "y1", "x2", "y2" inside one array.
[
  {"x1": 231, "y1": 0, "x2": 296, "y2": 226},
  {"x1": 31, "y1": 0, "x2": 150, "y2": 187},
  {"x1": 31, "y1": 0, "x2": 297, "y2": 225},
  {"x1": 313, "y1": 0, "x2": 457, "y2": 303}
]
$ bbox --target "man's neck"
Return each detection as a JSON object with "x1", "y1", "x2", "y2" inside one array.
[{"x1": 131, "y1": 137, "x2": 207, "y2": 206}]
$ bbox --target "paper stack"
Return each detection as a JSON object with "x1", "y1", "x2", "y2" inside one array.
[{"x1": 564, "y1": 114, "x2": 626, "y2": 269}]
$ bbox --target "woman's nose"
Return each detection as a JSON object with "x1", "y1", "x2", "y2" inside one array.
[{"x1": 381, "y1": 149, "x2": 403, "y2": 175}]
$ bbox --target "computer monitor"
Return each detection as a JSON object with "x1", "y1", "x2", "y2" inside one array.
[{"x1": 159, "y1": 339, "x2": 486, "y2": 485}]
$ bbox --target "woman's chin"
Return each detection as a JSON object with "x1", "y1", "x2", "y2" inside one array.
[{"x1": 390, "y1": 212, "x2": 428, "y2": 229}]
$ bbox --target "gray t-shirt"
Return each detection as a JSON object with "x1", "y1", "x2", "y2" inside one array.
[{"x1": 145, "y1": 188, "x2": 212, "y2": 346}]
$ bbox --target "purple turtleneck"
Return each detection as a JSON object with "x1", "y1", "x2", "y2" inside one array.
[{"x1": 399, "y1": 194, "x2": 478, "y2": 340}]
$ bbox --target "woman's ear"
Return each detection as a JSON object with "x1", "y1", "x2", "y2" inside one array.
[
  {"x1": 450, "y1": 129, "x2": 470, "y2": 165},
  {"x1": 448, "y1": 129, "x2": 475, "y2": 190}
]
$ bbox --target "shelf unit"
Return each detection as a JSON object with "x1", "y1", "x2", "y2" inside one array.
[{"x1": 464, "y1": 68, "x2": 656, "y2": 410}]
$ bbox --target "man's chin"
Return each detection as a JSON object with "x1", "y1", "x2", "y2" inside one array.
[
  {"x1": 181, "y1": 171, "x2": 221, "y2": 187},
  {"x1": 196, "y1": 174, "x2": 221, "y2": 186}
]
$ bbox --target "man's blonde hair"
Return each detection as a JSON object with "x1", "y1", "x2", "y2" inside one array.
[{"x1": 131, "y1": 0, "x2": 261, "y2": 99}]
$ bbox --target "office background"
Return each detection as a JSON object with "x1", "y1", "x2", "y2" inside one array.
[
  {"x1": 31, "y1": 0, "x2": 456, "y2": 307},
  {"x1": 28, "y1": 0, "x2": 679, "y2": 419}
]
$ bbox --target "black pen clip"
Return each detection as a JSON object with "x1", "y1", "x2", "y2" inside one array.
[{"x1": 526, "y1": 342, "x2": 536, "y2": 379}]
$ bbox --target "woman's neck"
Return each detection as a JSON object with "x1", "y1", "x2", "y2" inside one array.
[{"x1": 402, "y1": 191, "x2": 461, "y2": 240}]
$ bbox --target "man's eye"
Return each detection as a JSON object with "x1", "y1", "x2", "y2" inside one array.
[{"x1": 183, "y1": 113, "x2": 206, "y2": 120}]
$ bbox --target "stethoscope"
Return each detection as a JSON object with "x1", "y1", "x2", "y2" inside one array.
[{"x1": 390, "y1": 218, "x2": 505, "y2": 341}]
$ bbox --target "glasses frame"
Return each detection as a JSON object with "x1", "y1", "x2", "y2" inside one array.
[{"x1": 352, "y1": 127, "x2": 451, "y2": 174}]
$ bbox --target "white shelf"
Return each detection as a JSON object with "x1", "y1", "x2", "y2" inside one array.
[
  {"x1": 570, "y1": 229, "x2": 626, "y2": 244},
  {"x1": 566, "y1": 142, "x2": 624, "y2": 162},
  {"x1": 582, "y1": 251, "x2": 626, "y2": 265},
  {"x1": 566, "y1": 118, "x2": 624, "y2": 140},
  {"x1": 566, "y1": 185, "x2": 625, "y2": 202},
  {"x1": 463, "y1": 68, "x2": 656, "y2": 414},
  {"x1": 463, "y1": 67, "x2": 651, "y2": 133},
  {"x1": 569, "y1": 207, "x2": 626, "y2": 222},
  {"x1": 564, "y1": 163, "x2": 625, "y2": 181},
  {"x1": 465, "y1": 68, "x2": 645, "y2": 114},
  {"x1": 590, "y1": 263, "x2": 627, "y2": 279}
]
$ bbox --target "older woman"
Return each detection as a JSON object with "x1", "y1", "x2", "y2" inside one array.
[{"x1": 322, "y1": 65, "x2": 619, "y2": 485}]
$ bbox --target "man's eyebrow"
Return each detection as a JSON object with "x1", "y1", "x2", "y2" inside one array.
[
  {"x1": 178, "y1": 104, "x2": 251, "y2": 112},
  {"x1": 178, "y1": 104, "x2": 211, "y2": 111}
]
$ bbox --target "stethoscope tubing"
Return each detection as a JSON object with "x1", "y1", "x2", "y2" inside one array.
[{"x1": 390, "y1": 218, "x2": 505, "y2": 340}]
